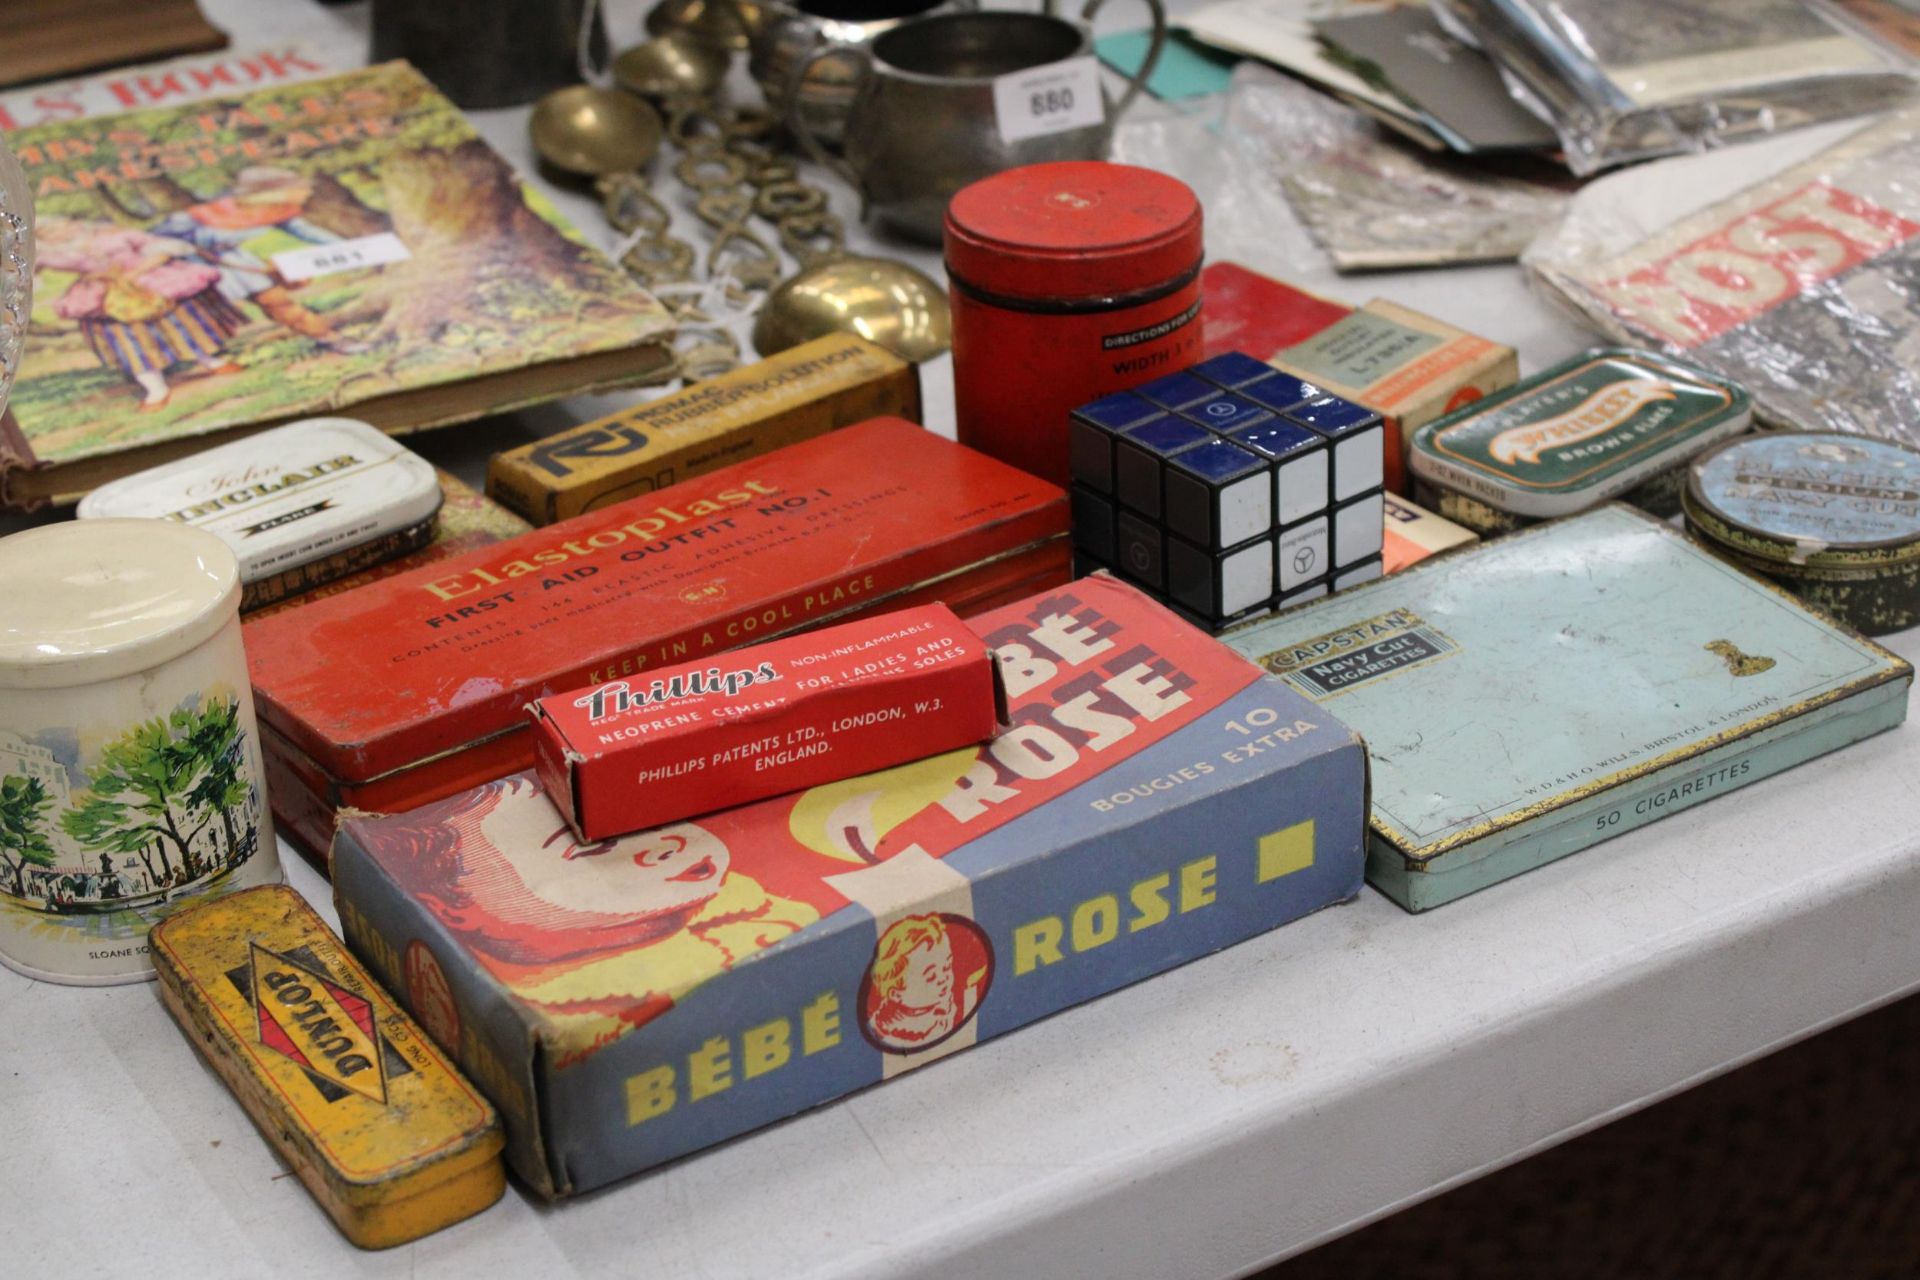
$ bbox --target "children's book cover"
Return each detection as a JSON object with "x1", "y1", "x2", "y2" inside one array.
[{"x1": 1, "y1": 62, "x2": 673, "y2": 507}]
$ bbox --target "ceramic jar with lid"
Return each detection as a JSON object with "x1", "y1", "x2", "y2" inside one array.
[{"x1": 0, "y1": 519, "x2": 280, "y2": 984}]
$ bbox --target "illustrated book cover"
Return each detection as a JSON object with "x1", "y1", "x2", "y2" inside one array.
[{"x1": 1, "y1": 61, "x2": 674, "y2": 508}]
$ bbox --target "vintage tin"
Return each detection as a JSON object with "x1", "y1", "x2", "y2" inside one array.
[
  {"x1": 1683, "y1": 433, "x2": 1920, "y2": 635},
  {"x1": 246, "y1": 419, "x2": 1069, "y2": 853},
  {"x1": 531, "y1": 604, "x2": 1006, "y2": 840},
  {"x1": 150, "y1": 885, "x2": 504, "y2": 1248},
  {"x1": 487, "y1": 334, "x2": 922, "y2": 527},
  {"x1": 1410, "y1": 347, "x2": 1751, "y2": 534},
  {"x1": 0, "y1": 520, "x2": 281, "y2": 983},
  {"x1": 1221, "y1": 505, "x2": 1912, "y2": 912},
  {"x1": 77, "y1": 418, "x2": 444, "y2": 612},
  {"x1": 244, "y1": 470, "x2": 532, "y2": 621},
  {"x1": 331, "y1": 574, "x2": 1368, "y2": 1198},
  {"x1": 946, "y1": 161, "x2": 1205, "y2": 487}
]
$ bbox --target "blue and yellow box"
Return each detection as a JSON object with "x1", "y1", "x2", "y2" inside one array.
[{"x1": 329, "y1": 575, "x2": 1369, "y2": 1197}]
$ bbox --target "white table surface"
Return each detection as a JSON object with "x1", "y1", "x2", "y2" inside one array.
[{"x1": 5, "y1": 2, "x2": 1917, "y2": 1277}]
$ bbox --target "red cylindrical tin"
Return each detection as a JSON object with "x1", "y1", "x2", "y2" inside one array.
[{"x1": 945, "y1": 161, "x2": 1204, "y2": 486}]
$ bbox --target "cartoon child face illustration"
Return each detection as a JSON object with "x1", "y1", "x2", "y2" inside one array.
[
  {"x1": 475, "y1": 789, "x2": 730, "y2": 922},
  {"x1": 863, "y1": 913, "x2": 992, "y2": 1053},
  {"x1": 365, "y1": 774, "x2": 735, "y2": 968}
]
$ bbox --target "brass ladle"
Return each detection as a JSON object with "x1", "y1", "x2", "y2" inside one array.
[
  {"x1": 528, "y1": 85, "x2": 665, "y2": 178},
  {"x1": 751, "y1": 80, "x2": 950, "y2": 362},
  {"x1": 613, "y1": 33, "x2": 732, "y2": 102},
  {"x1": 644, "y1": 0, "x2": 763, "y2": 51},
  {"x1": 752, "y1": 212, "x2": 950, "y2": 363}
]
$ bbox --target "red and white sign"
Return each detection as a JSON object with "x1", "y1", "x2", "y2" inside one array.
[{"x1": 1591, "y1": 180, "x2": 1920, "y2": 348}]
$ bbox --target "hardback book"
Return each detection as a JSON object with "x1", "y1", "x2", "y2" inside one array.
[
  {"x1": 0, "y1": 61, "x2": 674, "y2": 509},
  {"x1": 1222, "y1": 505, "x2": 1912, "y2": 911},
  {"x1": 331, "y1": 574, "x2": 1369, "y2": 1197}
]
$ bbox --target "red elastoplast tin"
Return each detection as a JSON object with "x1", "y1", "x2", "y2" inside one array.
[{"x1": 945, "y1": 161, "x2": 1204, "y2": 487}]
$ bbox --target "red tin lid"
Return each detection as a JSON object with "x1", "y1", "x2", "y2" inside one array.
[{"x1": 944, "y1": 161, "x2": 1203, "y2": 301}]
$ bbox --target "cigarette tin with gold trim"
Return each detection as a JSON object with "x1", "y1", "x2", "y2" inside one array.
[
  {"x1": 150, "y1": 884, "x2": 505, "y2": 1248},
  {"x1": 1221, "y1": 505, "x2": 1911, "y2": 911}
]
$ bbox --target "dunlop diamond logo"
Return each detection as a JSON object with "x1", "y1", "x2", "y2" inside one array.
[{"x1": 249, "y1": 943, "x2": 388, "y2": 1105}]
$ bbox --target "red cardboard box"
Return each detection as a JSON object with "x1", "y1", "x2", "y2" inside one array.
[
  {"x1": 531, "y1": 604, "x2": 1005, "y2": 839},
  {"x1": 247, "y1": 419, "x2": 1069, "y2": 853}
]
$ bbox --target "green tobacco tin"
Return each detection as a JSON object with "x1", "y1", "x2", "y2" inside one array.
[
  {"x1": 1684, "y1": 432, "x2": 1920, "y2": 635},
  {"x1": 1411, "y1": 347, "x2": 1751, "y2": 528}
]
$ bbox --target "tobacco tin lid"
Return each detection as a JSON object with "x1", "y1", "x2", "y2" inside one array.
[
  {"x1": 1684, "y1": 432, "x2": 1920, "y2": 569},
  {"x1": 1410, "y1": 347, "x2": 1751, "y2": 518},
  {"x1": 77, "y1": 417, "x2": 442, "y2": 585},
  {"x1": 0, "y1": 518, "x2": 239, "y2": 688}
]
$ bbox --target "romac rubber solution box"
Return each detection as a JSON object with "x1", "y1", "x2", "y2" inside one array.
[{"x1": 330, "y1": 575, "x2": 1369, "y2": 1198}]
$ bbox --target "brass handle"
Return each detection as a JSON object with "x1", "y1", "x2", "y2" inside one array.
[{"x1": 784, "y1": 44, "x2": 867, "y2": 202}]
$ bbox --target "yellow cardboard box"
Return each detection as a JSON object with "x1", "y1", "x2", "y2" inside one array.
[{"x1": 487, "y1": 334, "x2": 922, "y2": 525}]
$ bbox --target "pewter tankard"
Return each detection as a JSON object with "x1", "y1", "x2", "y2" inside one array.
[
  {"x1": 788, "y1": 2, "x2": 1165, "y2": 243},
  {"x1": 751, "y1": 0, "x2": 976, "y2": 150}
]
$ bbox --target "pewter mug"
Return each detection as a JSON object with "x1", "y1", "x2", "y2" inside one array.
[
  {"x1": 790, "y1": 3, "x2": 1166, "y2": 244},
  {"x1": 751, "y1": 0, "x2": 976, "y2": 150}
]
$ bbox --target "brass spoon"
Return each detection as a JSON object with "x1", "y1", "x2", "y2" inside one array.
[
  {"x1": 644, "y1": 0, "x2": 762, "y2": 52},
  {"x1": 613, "y1": 34, "x2": 732, "y2": 103},
  {"x1": 529, "y1": 85, "x2": 665, "y2": 178},
  {"x1": 754, "y1": 250, "x2": 951, "y2": 363}
]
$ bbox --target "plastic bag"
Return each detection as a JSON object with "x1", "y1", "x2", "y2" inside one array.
[
  {"x1": 1524, "y1": 107, "x2": 1920, "y2": 440},
  {"x1": 1436, "y1": 0, "x2": 1918, "y2": 175},
  {"x1": 1114, "y1": 63, "x2": 1570, "y2": 272}
]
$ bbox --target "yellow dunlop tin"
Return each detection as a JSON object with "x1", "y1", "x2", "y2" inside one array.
[{"x1": 150, "y1": 884, "x2": 505, "y2": 1249}]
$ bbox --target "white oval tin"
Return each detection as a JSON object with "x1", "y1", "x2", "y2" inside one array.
[
  {"x1": 77, "y1": 417, "x2": 442, "y2": 611},
  {"x1": 0, "y1": 519, "x2": 282, "y2": 985}
]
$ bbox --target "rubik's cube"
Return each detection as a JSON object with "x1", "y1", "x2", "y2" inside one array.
[{"x1": 1069, "y1": 351, "x2": 1386, "y2": 631}]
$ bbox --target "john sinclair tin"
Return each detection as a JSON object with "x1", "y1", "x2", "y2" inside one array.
[
  {"x1": 1410, "y1": 347, "x2": 1750, "y2": 534},
  {"x1": 946, "y1": 161, "x2": 1204, "y2": 487},
  {"x1": 76, "y1": 418, "x2": 444, "y2": 612},
  {"x1": 331, "y1": 575, "x2": 1368, "y2": 1197},
  {"x1": 1684, "y1": 432, "x2": 1920, "y2": 635},
  {"x1": 151, "y1": 885, "x2": 505, "y2": 1248},
  {"x1": 0, "y1": 520, "x2": 281, "y2": 985},
  {"x1": 1222, "y1": 506, "x2": 1911, "y2": 912}
]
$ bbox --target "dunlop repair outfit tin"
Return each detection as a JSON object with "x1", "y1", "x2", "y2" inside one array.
[
  {"x1": 1683, "y1": 432, "x2": 1920, "y2": 635},
  {"x1": 78, "y1": 417, "x2": 443, "y2": 611},
  {"x1": 150, "y1": 884, "x2": 505, "y2": 1248},
  {"x1": 1410, "y1": 347, "x2": 1751, "y2": 535}
]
